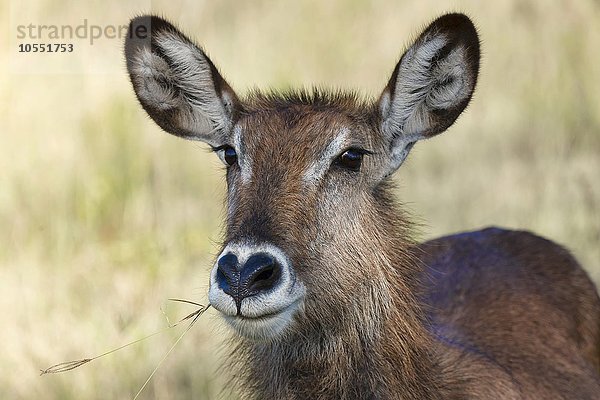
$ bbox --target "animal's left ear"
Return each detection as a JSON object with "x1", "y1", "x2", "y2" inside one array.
[{"x1": 378, "y1": 13, "x2": 480, "y2": 172}]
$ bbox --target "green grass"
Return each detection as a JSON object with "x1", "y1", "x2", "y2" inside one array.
[{"x1": 1, "y1": 0, "x2": 599, "y2": 398}]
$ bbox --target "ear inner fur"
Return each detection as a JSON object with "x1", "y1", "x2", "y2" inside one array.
[{"x1": 125, "y1": 15, "x2": 239, "y2": 145}]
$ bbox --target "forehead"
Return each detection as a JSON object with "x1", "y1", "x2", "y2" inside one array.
[
  {"x1": 237, "y1": 110, "x2": 349, "y2": 154},
  {"x1": 235, "y1": 91, "x2": 375, "y2": 160}
]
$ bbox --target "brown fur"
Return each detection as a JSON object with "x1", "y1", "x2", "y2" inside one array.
[
  {"x1": 420, "y1": 228, "x2": 600, "y2": 399},
  {"x1": 124, "y1": 14, "x2": 600, "y2": 399},
  {"x1": 223, "y1": 92, "x2": 600, "y2": 399}
]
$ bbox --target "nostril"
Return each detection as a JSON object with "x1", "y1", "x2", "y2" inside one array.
[
  {"x1": 250, "y1": 265, "x2": 281, "y2": 293},
  {"x1": 255, "y1": 267, "x2": 274, "y2": 282},
  {"x1": 242, "y1": 253, "x2": 283, "y2": 295},
  {"x1": 216, "y1": 268, "x2": 230, "y2": 291},
  {"x1": 216, "y1": 253, "x2": 240, "y2": 295}
]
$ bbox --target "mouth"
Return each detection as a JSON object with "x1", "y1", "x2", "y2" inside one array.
[
  {"x1": 220, "y1": 298, "x2": 304, "y2": 341},
  {"x1": 209, "y1": 278, "x2": 306, "y2": 340},
  {"x1": 237, "y1": 308, "x2": 284, "y2": 320}
]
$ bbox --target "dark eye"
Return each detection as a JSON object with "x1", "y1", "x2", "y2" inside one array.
[
  {"x1": 224, "y1": 147, "x2": 237, "y2": 166},
  {"x1": 336, "y1": 149, "x2": 366, "y2": 171},
  {"x1": 215, "y1": 146, "x2": 237, "y2": 166}
]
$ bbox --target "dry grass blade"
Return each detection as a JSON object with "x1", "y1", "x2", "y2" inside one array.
[
  {"x1": 40, "y1": 302, "x2": 211, "y2": 377},
  {"x1": 40, "y1": 359, "x2": 93, "y2": 375},
  {"x1": 132, "y1": 304, "x2": 210, "y2": 400},
  {"x1": 168, "y1": 298, "x2": 205, "y2": 307},
  {"x1": 167, "y1": 299, "x2": 209, "y2": 326}
]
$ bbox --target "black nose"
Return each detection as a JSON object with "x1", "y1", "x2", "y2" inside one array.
[{"x1": 216, "y1": 252, "x2": 282, "y2": 312}]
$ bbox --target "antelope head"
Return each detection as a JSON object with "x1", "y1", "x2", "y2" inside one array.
[{"x1": 125, "y1": 13, "x2": 480, "y2": 342}]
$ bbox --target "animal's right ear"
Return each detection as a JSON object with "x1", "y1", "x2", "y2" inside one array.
[{"x1": 125, "y1": 16, "x2": 239, "y2": 146}]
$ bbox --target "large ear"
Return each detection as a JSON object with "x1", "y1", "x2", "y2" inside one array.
[
  {"x1": 378, "y1": 13, "x2": 480, "y2": 172},
  {"x1": 124, "y1": 16, "x2": 239, "y2": 146}
]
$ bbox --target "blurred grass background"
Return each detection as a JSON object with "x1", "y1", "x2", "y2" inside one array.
[{"x1": 1, "y1": 0, "x2": 599, "y2": 399}]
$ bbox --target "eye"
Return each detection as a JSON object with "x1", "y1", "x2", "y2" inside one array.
[
  {"x1": 215, "y1": 145, "x2": 237, "y2": 166},
  {"x1": 335, "y1": 148, "x2": 369, "y2": 171}
]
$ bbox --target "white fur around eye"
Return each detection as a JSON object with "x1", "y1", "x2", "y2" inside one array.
[{"x1": 303, "y1": 128, "x2": 350, "y2": 185}]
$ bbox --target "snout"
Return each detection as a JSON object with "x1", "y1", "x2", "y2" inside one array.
[
  {"x1": 208, "y1": 243, "x2": 305, "y2": 340},
  {"x1": 216, "y1": 252, "x2": 282, "y2": 313}
]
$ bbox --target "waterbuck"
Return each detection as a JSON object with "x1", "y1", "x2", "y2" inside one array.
[{"x1": 125, "y1": 13, "x2": 600, "y2": 399}]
